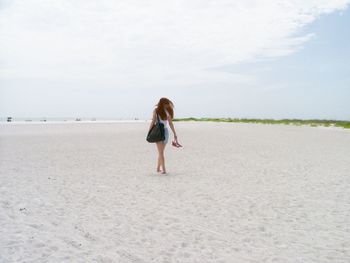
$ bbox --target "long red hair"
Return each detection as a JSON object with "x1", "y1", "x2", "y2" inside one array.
[{"x1": 156, "y1": 98, "x2": 174, "y2": 120}]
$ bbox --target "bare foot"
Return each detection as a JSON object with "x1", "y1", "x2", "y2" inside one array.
[{"x1": 161, "y1": 171, "x2": 167, "y2": 174}]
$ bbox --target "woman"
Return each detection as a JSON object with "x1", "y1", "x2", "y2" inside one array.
[{"x1": 148, "y1": 98, "x2": 179, "y2": 174}]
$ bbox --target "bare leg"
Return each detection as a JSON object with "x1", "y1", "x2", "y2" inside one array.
[
  {"x1": 156, "y1": 142, "x2": 162, "y2": 172},
  {"x1": 157, "y1": 156, "x2": 161, "y2": 172},
  {"x1": 156, "y1": 141, "x2": 167, "y2": 174},
  {"x1": 160, "y1": 142, "x2": 167, "y2": 174}
]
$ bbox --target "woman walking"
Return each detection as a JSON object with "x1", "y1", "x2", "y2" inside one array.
[{"x1": 148, "y1": 98, "x2": 180, "y2": 174}]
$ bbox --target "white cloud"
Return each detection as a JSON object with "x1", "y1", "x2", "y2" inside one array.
[{"x1": 0, "y1": 0, "x2": 349, "y2": 88}]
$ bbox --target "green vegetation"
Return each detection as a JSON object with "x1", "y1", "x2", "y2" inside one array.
[{"x1": 173, "y1": 118, "x2": 350, "y2": 129}]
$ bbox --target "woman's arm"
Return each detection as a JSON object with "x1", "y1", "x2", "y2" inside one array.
[
  {"x1": 149, "y1": 109, "x2": 156, "y2": 131},
  {"x1": 168, "y1": 115, "x2": 177, "y2": 140}
]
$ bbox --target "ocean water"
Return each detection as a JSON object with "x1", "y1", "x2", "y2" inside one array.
[{"x1": 0, "y1": 117, "x2": 145, "y2": 123}]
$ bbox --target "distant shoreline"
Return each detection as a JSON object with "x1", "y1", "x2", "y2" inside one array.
[
  {"x1": 0, "y1": 117, "x2": 144, "y2": 123},
  {"x1": 173, "y1": 118, "x2": 350, "y2": 129},
  {"x1": 0, "y1": 119, "x2": 148, "y2": 124},
  {"x1": 1, "y1": 117, "x2": 349, "y2": 129}
]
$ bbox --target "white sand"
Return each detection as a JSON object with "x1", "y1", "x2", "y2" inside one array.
[{"x1": 1, "y1": 122, "x2": 349, "y2": 263}]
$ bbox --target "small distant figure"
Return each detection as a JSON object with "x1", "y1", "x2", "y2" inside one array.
[
  {"x1": 148, "y1": 97, "x2": 181, "y2": 174},
  {"x1": 7, "y1": 117, "x2": 12, "y2": 122},
  {"x1": 75, "y1": 118, "x2": 81, "y2": 121}
]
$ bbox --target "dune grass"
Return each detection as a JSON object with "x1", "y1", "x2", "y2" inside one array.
[{"x1": 173, "y1": 118, "x2": 350, "y2": 129}]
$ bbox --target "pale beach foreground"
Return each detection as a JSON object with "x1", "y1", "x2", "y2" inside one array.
[{"x1": 1, "y1": 122, "x2": 349, "y2": 263}]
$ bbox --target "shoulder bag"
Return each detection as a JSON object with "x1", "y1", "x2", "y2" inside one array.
[{"x1": 146, "y1": 113, "x2": 165, "y2": 143}]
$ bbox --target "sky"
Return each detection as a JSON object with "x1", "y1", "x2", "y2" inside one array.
[{"x1": 0, "y1": 0, "x2": 349, "y2": 120}]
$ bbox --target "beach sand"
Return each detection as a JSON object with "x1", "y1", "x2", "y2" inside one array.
[{"x1": 1, "y1": 122, "x2": 349, "y2": 263}]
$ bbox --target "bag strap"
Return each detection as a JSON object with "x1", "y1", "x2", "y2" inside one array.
[{"x1": 156, "y1": 112, "x2": 160, "y2": 123}]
